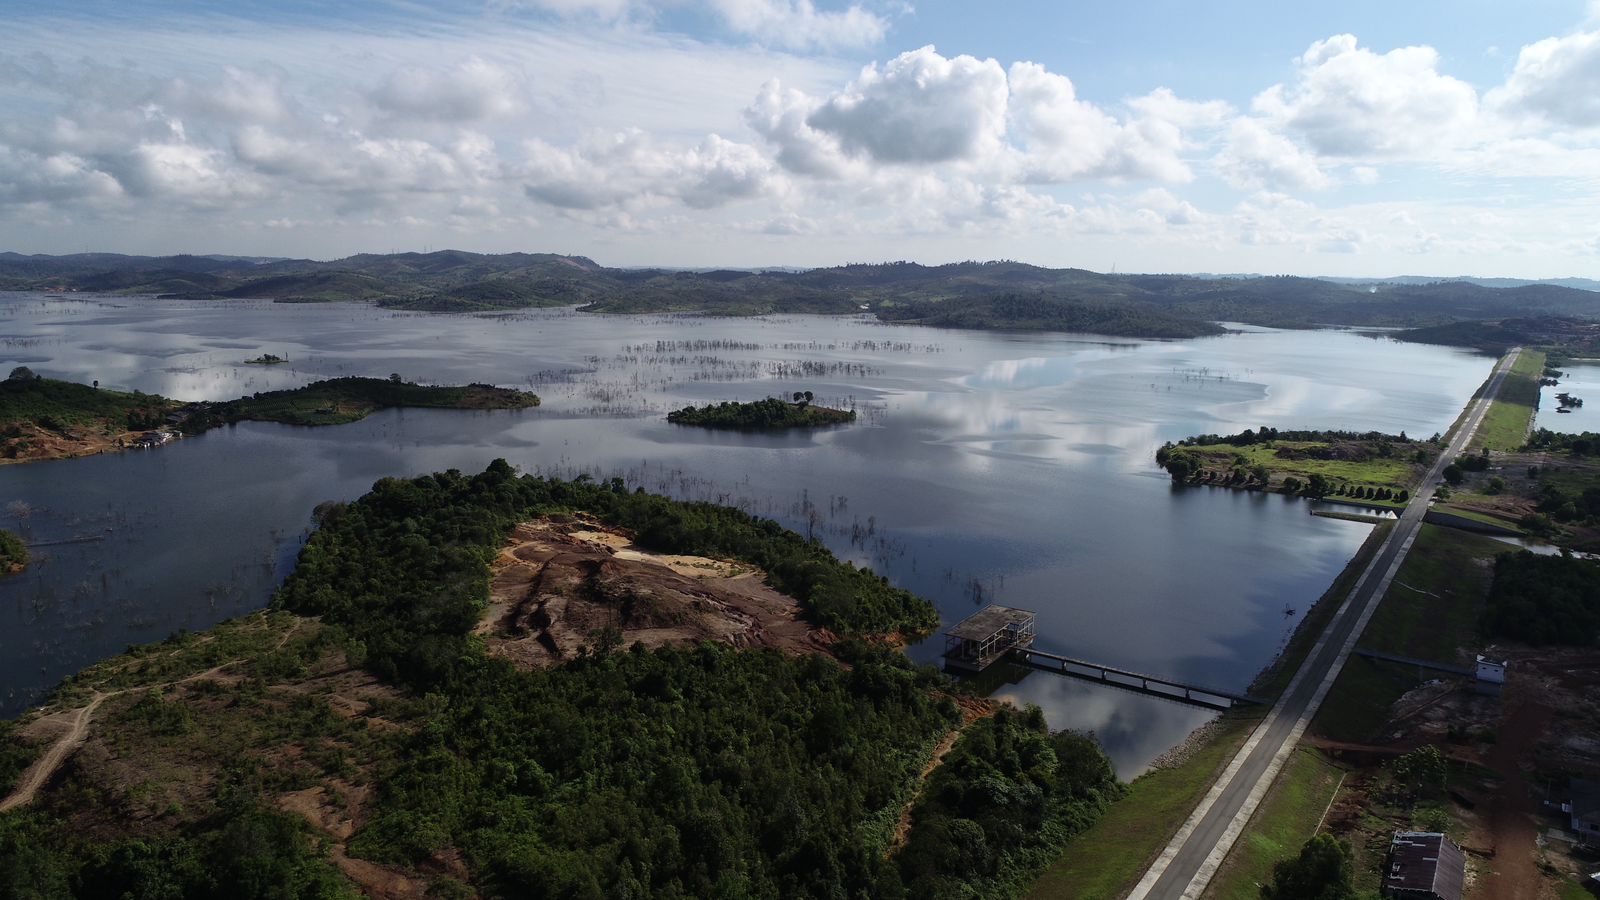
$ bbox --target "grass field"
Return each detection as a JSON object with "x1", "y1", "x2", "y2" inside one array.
[
  {"x1": 1201, "y1": 748, "x2": 1346, "y2": 900},
  {"x1": 1471, "y1": 349, "x2": 1546, "y2": 452},
  {"x1": 1025, "y1": 714, "x2": 1260, "y2": 900},
  {"x1": 1172, "y1": 440, "x2": 1421, "y2": 496},
  {"x1": 1311, "y1": 525, "x2": 1511, "y2": 742}
]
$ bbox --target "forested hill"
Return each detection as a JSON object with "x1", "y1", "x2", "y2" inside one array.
[{"x1": 6, "y1": 250, "x2": 1600, "y2": 340}]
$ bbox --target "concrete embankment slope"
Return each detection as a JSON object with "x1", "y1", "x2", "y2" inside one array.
[{"x1": 1124, "y1": 348, "x2": 1521, "y2": 900}]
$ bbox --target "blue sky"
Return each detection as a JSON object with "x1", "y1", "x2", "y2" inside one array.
[{"x1": 2, "y1": 0, "x2": 1599, "y2": 276}]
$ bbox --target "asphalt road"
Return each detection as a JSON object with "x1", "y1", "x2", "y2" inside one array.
[{"x1": 1125, "y1": 348, "x2": 1522, "y2": 900}]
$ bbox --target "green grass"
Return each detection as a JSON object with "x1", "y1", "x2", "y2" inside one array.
[
  {"x1": 1025, "y1": 714, "x2": 1259, "y2": 900},
  {"x1": 1431, "y1": 503, "x2": 1523, "y2": 532},
  {"x1": 1312, "y1": 525, "x2": 1511, "y2": 742},
  {"x1": 1560, "y1": 878, "x2": 1595, "y2": 900},
  {"x1": 1, "y1": 376, "x2": 177, "y2": 430},
  {"x1": 1175, "y1": 441, "x2": 1420, "y2": 494},
  {"x1": 1202, "y1": 748, "x2": 1346, "y2": 900},
  {"x1": 1471, "y1": 349, "x2": 1545, "y2": 452}
]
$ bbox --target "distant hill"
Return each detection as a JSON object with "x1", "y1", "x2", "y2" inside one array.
[
  {"x1": 1322, "y1": 275, "x2": 1600, "y2": 292},
  {"x1": 6, "y1": 250, "x2": 1600, "y2": 343}
]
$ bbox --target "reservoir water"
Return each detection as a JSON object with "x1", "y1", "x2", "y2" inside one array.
[{"x1": 0, "y1": 295, "x2": 1493, "y2": 774}]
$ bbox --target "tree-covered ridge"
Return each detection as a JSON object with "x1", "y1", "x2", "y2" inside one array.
[
  {"x1": 1483, "y1": 550, "x2": 1600, "y2": 646},
  {"x1": 12, "y1": 250, "x2": 1600, "y2": 343},
  {"x1": 2, "y1": 367, "x2": 177, "y2": 431},
  {"x1": 666, "y1": 396, "x2": 856, "y2": 430},
  {"x1": 1, "y1": 528, "x2": 30, "y2": 575},
  {"x1": 0, "y1": 375, "x2": 539, "y2": 461}
]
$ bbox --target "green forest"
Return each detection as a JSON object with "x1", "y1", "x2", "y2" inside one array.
[
  {"x1": 1483, "y1": 551, "x2": 1600, "y2": 646},
  {"x1": 666, "y1": 397, "x2": 855, "y2": 430},
  {"x1": 272, "y1": 463, "x2": 1113, "y2": 896}
]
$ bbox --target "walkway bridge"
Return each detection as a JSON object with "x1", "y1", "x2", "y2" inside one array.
[{"x1": 943, "y1": 605, "x2": 1265, "y2": 712}]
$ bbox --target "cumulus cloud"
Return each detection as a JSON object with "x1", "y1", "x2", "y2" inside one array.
[
  {"x1": 1254, "y1": 34, "x2": 1479, "y2": 157},
  {"x1": 744, "y1": 80, "x2": 855, "y2": 177},
  {"x1": 806, "y1": 47, "x2": 1009, "y2": 165},
  {"x1": 1487, "y1": 28, "x2": 1600, "y2": 129},
  {"x1": 1006, "y1": 64, "x2": 1197, "y2": 182},
  {"x1": 1213, "y1": 118, "x2": 1331, "y2": 191}
]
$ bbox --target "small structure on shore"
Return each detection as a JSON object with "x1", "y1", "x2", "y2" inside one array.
[
  {"x1": 943, "y1": 605, "x2": 1036, "y2": 673},
  {"x1": 1382, "y1": 831, "x2": 1464, "y2": 900},
  {"x1": 1568, "y1": 779, "x2": 1600, "y2": 844}
]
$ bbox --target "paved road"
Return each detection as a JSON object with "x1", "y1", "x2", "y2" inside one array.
[{"x1": 1125, "y1": 348, "x2": 1522, "y2": 900}]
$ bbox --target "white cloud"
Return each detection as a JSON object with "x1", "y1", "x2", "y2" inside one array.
[
  {"x1": 806, "y1": 46, "x2": 1009, "y2": 165},
  {"x1": 706, "y1": 0, "x2": 889, "y2": 50},
  {"x1": 498, "y1": 0, "x2": 889, "y2": 50},
  {"x1": 744, "y1": 80, "x2": 855, "y2": 177},
  {"x1": 370, "y1": 57, "x2": 526, "y2": 122},
  {"x1": 1006, "y1": 64, "x2": 1196, "y2": 183},
  {"x1": 1487, "y1": 28, "x2": 1600, "y2": 129},
  {"x1": 1253, "y1": 34, "x2": 1479, "y2": 158},
  {"x1": 1213, "y1": 118, "x2": 1331, "y2": 191},
  {"x1": 522, "y1": 129, "x2": 781, "y2": 211}
]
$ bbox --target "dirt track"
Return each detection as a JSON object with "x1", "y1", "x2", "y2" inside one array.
[{"x1": 0, "y1": 692, "x2": 109, "y2": 812}]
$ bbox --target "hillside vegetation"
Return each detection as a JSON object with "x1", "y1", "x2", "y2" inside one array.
[
  {"x1": 9, "y1": 251, "x2": 1600, "y2": 342},
  {"x1": 0, "y1": 465, "x2": 1123, "y2": 897},
  {"x1": 0, "y1": 374, "x2": 538, "y2": 462}
]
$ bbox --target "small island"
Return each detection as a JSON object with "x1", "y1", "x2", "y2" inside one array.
[
  {"x1": 0, "y1": 528, "x2": 26, "y2": 575},
  {"x1": 1156, "y1": 426, "x2": 1431, "y2": 503},
  {"x1": 667, "y1": 394, "x2": 856, "y2": 430},
  {"x1": 243, "y1": 353, "x2": 289, "y2": 365},
  {"x1": 1, "y1": 369, "x2": 539, "y2": 463}
]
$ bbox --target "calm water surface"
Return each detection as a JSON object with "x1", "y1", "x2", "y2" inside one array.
[
  {"x1": 0, "y1": 295, "x2": 1492, "y2": 774},
  {"x1": 1537, "y1": 362, "x2": 1600, "y2": 434}
]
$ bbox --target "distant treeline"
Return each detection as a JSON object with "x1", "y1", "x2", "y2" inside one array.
[
  {"x1": 666, "y1": 397, "x2": 855, "y2": 430},
  {"x1": 1526, "y1": 428, "x2": 1600, "y2": 456},
  {"x1": 12, "y1": 250, "x2": 1600, "y2": 343},
  {"x1": 1161, "y1": 427, "x2": 1421, "y2": 450}
]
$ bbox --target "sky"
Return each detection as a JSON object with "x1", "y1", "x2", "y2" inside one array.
[{"x1": 3, "y1": 1, "x2": 1600, "y2": 277}]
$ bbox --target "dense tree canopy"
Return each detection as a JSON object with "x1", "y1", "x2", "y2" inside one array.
[{"x1": 1483, "y1": 550, "x2": 1600, "y2": 646}]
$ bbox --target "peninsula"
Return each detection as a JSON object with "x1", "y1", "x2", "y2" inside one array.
[
  {"x1": 0, "y1": 370, "x2": 538, "y2": 464},
  {"x1": 0, "y1": 465, "x2": 1122, "y2": 897}
]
